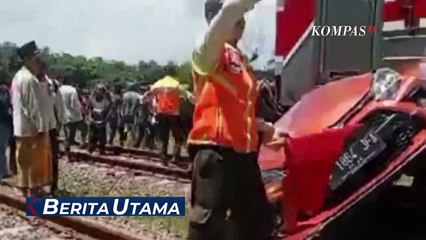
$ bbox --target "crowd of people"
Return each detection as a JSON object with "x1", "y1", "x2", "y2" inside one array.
[{"x1": 0, "y1": 40, "x2": 195, "y2": 197}]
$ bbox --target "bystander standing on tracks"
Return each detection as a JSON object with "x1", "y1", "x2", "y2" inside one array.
[
  {"x1": 38, "y1": 63, "x2": 64, "y2": 195},
  {"x1": 120, "y1": 84, "x2": 141, "y2": 147},
  {"x1": 150, "y1": 66, "x2": 187, "y2": 165},
  {"x1": 107, "y1": 85, "x2": 122, "y2": 145},
  {"x1": 37, "y1": 64, "x2": 54, "y2": 195},
  {"x1": 78, "y1": 88, "x2": 90, "y2": 145},
  {"x1": 11, "y1": 41, "x2": 51, "y2": 196},
  {"x1": 87, "y1": 83, "x2": 111, "y2": 154},
  {"x1": 60, "y1": 76, "x2": 87, "y2": 153},
  {"x1": 0, "y1": 76, "x2": 13, "y2": 180},
  {"x1": 6, "y1": 76, "x2": 17, "y2": 176},
  {"x1": 140, "y1": 88, "x2": 157, "y2": 150},
  {"x1": 133, "y1": 86, "x2": 150, "y2": 148}
]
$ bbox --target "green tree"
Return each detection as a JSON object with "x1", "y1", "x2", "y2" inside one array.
[
  {"x1": 0, "y1": 41, "x2": 199, "y2": 89},
  {"x1": 177, "y1": 61, "x2": 193, "y2": 91}
]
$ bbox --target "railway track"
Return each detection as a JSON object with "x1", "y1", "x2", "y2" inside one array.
[
  {"x1": 57, "y1": 137, "x2": 192, "y2": 180},
  {"x1": 62, "y1": 147, "x2": 191, "y2": 181},
  {"x1": 64, "y1": 149, "x2": 191, "y2": 182},
  {"x1": 57, "y1": 138, "x2": 190, "y2": 160},
  {"x1": 0, "y1": 203, "x2": 78, "y2": 240},
  {"x1": 0, "y1": 186, "x2": 148, "y2": 240}
]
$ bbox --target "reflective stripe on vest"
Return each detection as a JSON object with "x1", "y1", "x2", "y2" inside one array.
[{"x1": 188, "y1": 44, "x2": 259, "y2": 153}]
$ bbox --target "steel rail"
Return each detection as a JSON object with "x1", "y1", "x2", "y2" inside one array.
[
  {"x1": 0, "y1": 185, "x2": 150, "y2": 240},
  {"x1": 66, "y1": 149, "x2": 192, "y2": 181}
]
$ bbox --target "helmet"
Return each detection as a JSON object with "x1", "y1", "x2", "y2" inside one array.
[{"x1": 205, "y1": 0, "x2": 223, "y2": 24}]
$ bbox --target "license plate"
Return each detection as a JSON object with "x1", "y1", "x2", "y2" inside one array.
[{"x1": 331, "y1": 131, "x2": 386, "y2": 190}]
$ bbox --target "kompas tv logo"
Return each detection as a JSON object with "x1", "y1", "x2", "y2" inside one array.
[{"x1": 312, "y1": 25, "x2": 378, "y2": 37}]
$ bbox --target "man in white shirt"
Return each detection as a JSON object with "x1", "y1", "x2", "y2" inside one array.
[
  {"x1": 59, "y1": 77, "x2": 86, "y2": 154},
  {"x1": 38, "y1": 64, "x2": 64, "y2": 195},
  {"x1": 11, "y1": 41, "x2": 51, "y2": 196},
  {"x1": 119, "y1": 85, "x2": 141, "y2": 147}
]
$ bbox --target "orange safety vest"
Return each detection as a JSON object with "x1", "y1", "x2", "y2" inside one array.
[
  {"x1": 155, "y1": 88, "x2": 180, "y2": 115},
  {"x1": 191, "y1": 71, "x2": 206, "y2": 102},
  {"x1": 152, "y1": 76, "x2": 181, "y2": 115},
  {"x1": 188, "y1": 44, "x2": 259, "y2": 153}
]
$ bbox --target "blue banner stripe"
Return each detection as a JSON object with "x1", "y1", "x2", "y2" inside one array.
[{"x1": 26, "y1": 197, "x2": 185, "y2": 216}]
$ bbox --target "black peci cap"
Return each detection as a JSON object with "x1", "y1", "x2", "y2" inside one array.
[{"x1": 17, "y1": 41, "x2": 39, "y2": 60}]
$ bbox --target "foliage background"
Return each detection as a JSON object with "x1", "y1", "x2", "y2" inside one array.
[
  {"x1": 0, "y1": 42, "x2": 193, "y2": 90},
  {"x1": 0, "y1": 41, "x2": 275, "y2": 92}
]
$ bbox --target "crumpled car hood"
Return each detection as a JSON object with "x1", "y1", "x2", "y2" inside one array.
[{"x1": 258, "y1": 73, "x2": 373, "y2": 171}]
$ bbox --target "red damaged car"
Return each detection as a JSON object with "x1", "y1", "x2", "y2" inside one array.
[{"x1": 260, "y1": 63, "x2": 426, "y2": 239}]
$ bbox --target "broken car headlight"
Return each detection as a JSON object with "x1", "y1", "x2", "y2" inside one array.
[{"x1": 372, "y1": 68, "x2": 402, "y2": 101}]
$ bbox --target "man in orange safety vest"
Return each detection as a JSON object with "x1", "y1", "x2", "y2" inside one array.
[
  {"x1": 187, "y1": 0, "x2": 286, "y2": 239},
  {"x1": 150, "y1": 65, "x2": 189, "y2": 165}
]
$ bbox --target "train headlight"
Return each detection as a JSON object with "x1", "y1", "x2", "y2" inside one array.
[{"x1": 372, "y1": 68, "x2": 402, "y2": 101}]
